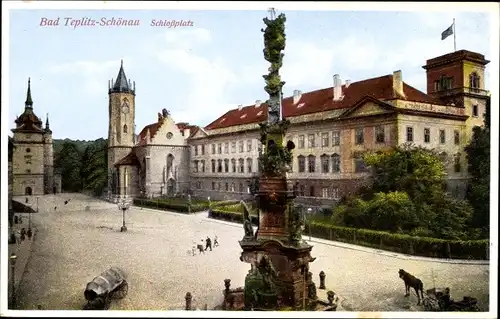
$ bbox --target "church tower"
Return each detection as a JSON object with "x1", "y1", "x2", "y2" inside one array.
[{"x1": 107, "y1": 60, "x2": 136, "y2": 197}]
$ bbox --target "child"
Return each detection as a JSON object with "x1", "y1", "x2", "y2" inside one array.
[{"x1": 213, "y1": 235, "x2": 219, "y2": 247}]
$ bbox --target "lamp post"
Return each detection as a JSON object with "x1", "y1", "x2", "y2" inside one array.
[
  {"x1": 117, "y1": 200, "x2": 130, "y2": 232},
  {"x1": 10, "y1": 253, "x2": 17, "y2": 308},
  {"x1": 307, "y1": 208, "x2": 312, "y2": 241}
]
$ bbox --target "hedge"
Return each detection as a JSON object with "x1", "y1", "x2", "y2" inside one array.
[
  {"x1": 207, "y1": 210, "x2": 489, "y2": 260},
  {"x1": 133, "y1": 199, "x2": 208, "y2": 213}
]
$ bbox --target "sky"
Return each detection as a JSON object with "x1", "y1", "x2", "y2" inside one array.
[{"x1": 4, "y1": 2, "x2": 498, "y2": 140}]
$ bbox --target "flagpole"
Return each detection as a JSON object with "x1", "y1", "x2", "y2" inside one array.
[{"x1": 453, "y1": 18, "x2": 456, "y2": 52}]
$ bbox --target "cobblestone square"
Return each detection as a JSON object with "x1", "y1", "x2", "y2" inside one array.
[{"x1": 11, "y1": 194, "x2": 490, "y2": 312}]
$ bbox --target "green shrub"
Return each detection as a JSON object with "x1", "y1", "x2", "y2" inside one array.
[{"x1": 133, "y1": 199, "x2": 207, "y2": 213}]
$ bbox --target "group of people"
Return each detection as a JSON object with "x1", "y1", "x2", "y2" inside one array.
[{"x1": 190, "y1": 235, "x2": 219, "y2": 255}]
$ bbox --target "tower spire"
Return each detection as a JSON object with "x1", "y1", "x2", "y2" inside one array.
[
  {"x1": 46, "y1": 113, "x2": 50, "y2": 128},
  {"x1": 25, "y1": 77, "x2": 33, "y2": 107},
  {"x1": 110, "y1": 60, "x2": 133, "y2": 93}
]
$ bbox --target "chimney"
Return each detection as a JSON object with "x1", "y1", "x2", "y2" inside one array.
[
  {"x1": 333, "y1": 74, "x2": 343, "y2": 101},
  {"x1": 345, "y1": 79, "x2": 351, "y2": 88},
  {"x1": 238, "y1": 104, "x2": 243, "y2": 111},
  {"x1": 255, "y1": 100, "x2": 262, "y2": 107},
  {"x1": 184, "y1": 128, "x2": 190, "y2": 138},
  {"x1": 293, "y1": 90, "x2": 302, "y2": 104},
  {"x1": 393, "y1": 70, "x2": 406, "y2": 98}
]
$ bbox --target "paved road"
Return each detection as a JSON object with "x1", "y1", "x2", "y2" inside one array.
[{"x1": 12, "y1": 194, "x2": 490, "y2": 312}]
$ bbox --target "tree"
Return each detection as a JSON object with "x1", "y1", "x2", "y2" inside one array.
[
  {"x1": 465, "y1": 95, "x2": 490, "y2": 235},
  {"x1": 55, "y1": 141, "x2": 83, "y2": 192},
  {"x1": 80, "y1": 139, "x2": 108, "y2": 196},
  {"x1": 363, "y1": 144, "x2": 447, "y2": 203}
]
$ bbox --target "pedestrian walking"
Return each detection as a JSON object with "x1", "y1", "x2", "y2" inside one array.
[
  {"x1": 213, "y1": 235, "x2": 219, "y2": 247},
  {"x1": 20, "y1": 227, "x2": 26, "y2": 242},
  {"x1": 205, "y1": 236, "x2": 212, "y2": 251}
]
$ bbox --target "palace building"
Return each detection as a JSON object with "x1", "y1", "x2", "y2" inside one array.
[
  {"x1": 107, "y1": 49, "x2": 490, "y2": 206},
  {"x1": 11, "y1": 79, "x2": 61, "y2": 196}
]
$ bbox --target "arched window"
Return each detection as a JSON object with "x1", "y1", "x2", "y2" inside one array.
[
  {"x1": 469, "y1": 72, "x2": 480, "y2": 89},
  {"x1": 167, "y1": 154, "x2": 174, "y2": 174},
  {"x1": 298, "y1": 155, "x2": 306, "y2": 173},
  {"x1": 247, "y1": 158, "x2": 253, "y2": 173},
  {"x1": 224, "y1": 159, "x2": 229, "y2": 172},
  {"x1": 320, "y1": 154, "x2": 329, "y2": 173},
  {"x1": 123, "y1": 124, "x2": 128, "y2": 133},
  {"x1": 307, "y1": 155, "x2": 316, "y2": 173},
  {"x1": 231, "y1": 159, "x2": 237, "y2": 173}
]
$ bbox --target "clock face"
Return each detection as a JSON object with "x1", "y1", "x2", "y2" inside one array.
[
  {"x1": 166, "y1": 132, "x2": 173, "y2": 139},
  {"x1": 122, "y1": 105, "x2": 129, "y2": 114}
]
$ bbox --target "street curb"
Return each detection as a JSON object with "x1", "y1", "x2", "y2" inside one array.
[
  {"x1": 202, "y1": 216, "x2": 490, "y2": 266},
  {"x1": 128, "y1": 206, "x2": 490, "y2": 266},
  {"x1": 8, "y1": 227, "x2": 37, "y2": 308}
]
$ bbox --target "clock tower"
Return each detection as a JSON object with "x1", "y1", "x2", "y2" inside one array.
[{"x1": 108, "y1": 60, "x2": 136, "y2": 196}]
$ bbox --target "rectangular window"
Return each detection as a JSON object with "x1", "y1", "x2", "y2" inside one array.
[
  {"x1": 211, "y1": 160, "x2": 216, "y2": 172},
  {"x1": 194, "y1": 146, "x2": 198, "y2": 156},
  {"x1": 239, "y1": 159, "x2": 244, "y2": 173},
  {"x1": 375, "y1": 126, "x2": 385, "y2": 143},
  {"x1": 201, "y1": 145, "x2": 205, "y2": 155},
  {"x1": 217, "y1": 160, "x2": 223, "y2": 173},
  {"x1": 24, "y1": 155, "x2": 32, "y2": 165},
  {"x1": 211, "y1": 144, "x2": 216, "y2": 154},
  {"x1": 355, "y1": 128, "x2": 364, "y2": 145},
  {"x1": 322, "y1": 187, "x2": 329, "y2": 198},
  {"x1": 332, "y1": 131, "x2": 340, "y2": 146},
  {"x1": 239, "y1": 141, "x2": 244, "y2": 153},
  {"x1": 298, "y1": 156, "x2": 306, "y2": 173},
  {"x1": 225, "y1": 183, "x2": 229, "y2": 192},
  {"x1": 247, "y1": 140, "x2": 253, "y2": 152},
  {"x1": 308, "y1": 156, "x2": 316, "y2": 173},
  {"x1": 454, "y1": 130, "x2": 460, "y2": 145},
  {"x1": 224, "y1": 159, "x2": 229, "y2": 172},
  {"x1": 231, "y1": 142, "x2": 236, "y2": 153},
  {"x1": 439, "y1": 129, "x2": 446, "y2": 144},
  {"x1": 217, "y1": 143, "x2": 222, "y2": 154},
  {"x1": 454, "y1": 156, "x2": 461, "y2": 173},
  {"x1": 308, "y1": 134, "x2": 315, "y2": 148},
  {"x1": 472, "y1": 105, "x2": 479, "y2": 117},
  {"x1": 331, "y1": 187, "x2": 340, "y2": 199},
  {"x1": 201, "y1": 160, "x2": 205, "y2": 173},
  {"x1": 321, "y1": 133, "x2": 329, "y2": 148},
  {"x1": 321, "y1": 156, "x2": 329, "y2": 173},
  {"x1": 212, "y1": 182, "x2": 216, "y2": 190},
  {"x1": 355, "y1": 158, "x2": 366, "y2": 173},
  {"x1": 298, "y1": 135, "x2": 305, "y2": 149},
  {"x1": 406, "y1": 127, "x2": 413, "y2": 142},
  {"x1": 232, "y1": 160, "x2": 236, "y2": 173},
  {"x1": 247, "y1": 159, "x2": 253, "y2": 173},
  {"x1": 224, "y1": 143, "x2": 229, "y2": 154},
  {"x1": 332, "y1": 155, "x2": 340, "y2": 173},
  {"x1": 309, "y1": 186, "x2": 315, "y2": 197},
  {"x1": 424, "y1": 128, "x2": 431, "y2": 143},
  {"x1": 193, "y1": 160, "x2": 199, "y2": 173}
]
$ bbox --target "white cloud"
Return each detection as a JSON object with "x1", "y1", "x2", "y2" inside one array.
[
  {"x1": 155, "y1": 28, "x2": 237, "y2": 125},
  {"x1": 47, "y1": 58, "x2": 130, "y2": 95}
]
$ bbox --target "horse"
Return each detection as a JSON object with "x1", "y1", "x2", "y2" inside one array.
[{"x1": 399, "y1": 269, "x2": 425, "y2": 305}]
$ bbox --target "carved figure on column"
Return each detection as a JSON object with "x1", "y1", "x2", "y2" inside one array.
[{"x1": 241, "y1": 200, "x2": 254, "y2": 239}]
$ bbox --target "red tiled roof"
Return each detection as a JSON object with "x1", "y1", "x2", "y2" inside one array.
[
  {"x1": 136, "y1": 120, "x2": 198, "y2": 145},
  {"x1": 137, "y1": 121, "x2": 162, "y2": 146},
  {"x1": 204, "y1": 74, "x2": 444, "y2": 131},
  {"x1": 115, "y1": 149, "x2": 140, "y2": 166}
]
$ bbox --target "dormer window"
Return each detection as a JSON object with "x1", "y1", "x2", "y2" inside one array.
[
  {"x1": 240, "y1": 114, "x2": 247, "y2": 119},
  {"x1": 297, "y1": 103, "x2": 305, "y2": 108},
  {"x1": 220, "y1": 118, "x2": 226, "y2": 123}
]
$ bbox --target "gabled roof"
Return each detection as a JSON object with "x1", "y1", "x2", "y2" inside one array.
[
  {"x1": 204, "y1": 74, "x2": 444, "y2": 131},
  {"x1": 136, "y1": 119, "x2": 197, "y2": 146}
]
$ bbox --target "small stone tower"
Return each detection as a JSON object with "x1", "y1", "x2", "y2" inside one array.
[
  {"x1": 43, "y1": 113, "x2": 54, "y2": 194},
  {"x1": 107, "y1": 60, "x2": 136, "y2": 197}
]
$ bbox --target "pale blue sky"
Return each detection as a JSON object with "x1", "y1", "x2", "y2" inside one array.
[{"x1": 7, "y1": 7, "x2": 494, "y2": 140}]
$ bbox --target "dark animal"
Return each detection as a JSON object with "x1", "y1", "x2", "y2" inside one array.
[
  {"x1": 399, "y1": 269, "x2": 424, "y2": 305},
  {"x1": 197, "y1": 244, "x2": 205, "y2": 254}
]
